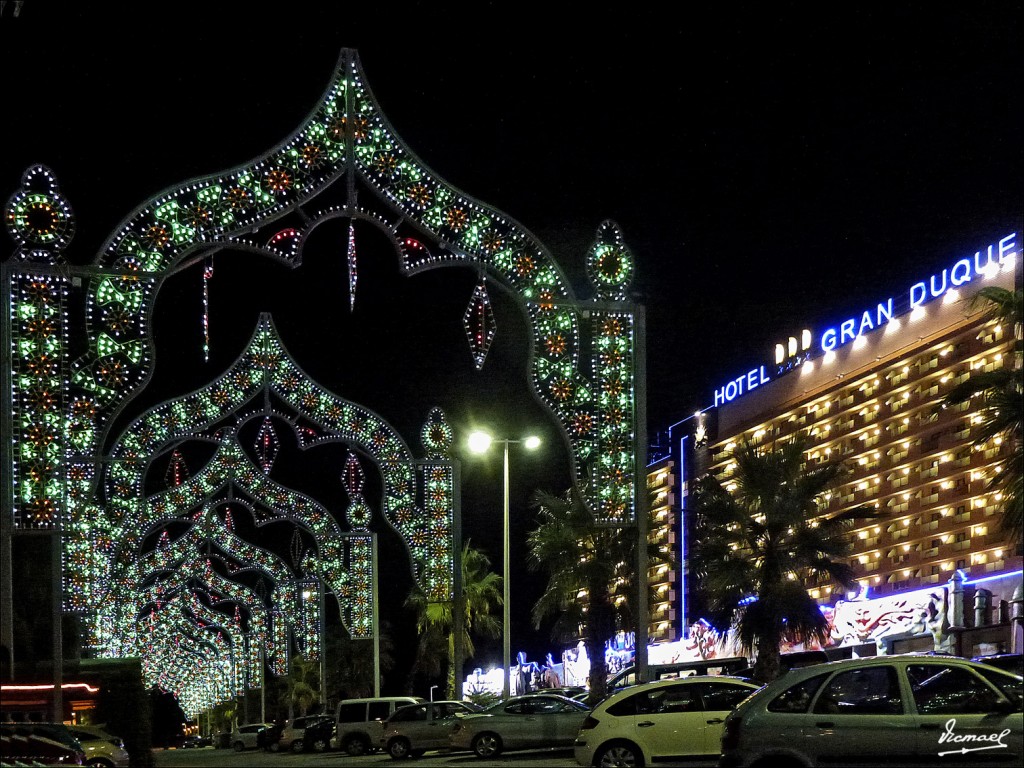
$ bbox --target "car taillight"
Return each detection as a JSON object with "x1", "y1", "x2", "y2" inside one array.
[
  {"x1": 579, "y1": 716, "x2": 600, "y2": 731},
  {"x1": 721, "y1": 716, "x2": 742, "y2": 752}
]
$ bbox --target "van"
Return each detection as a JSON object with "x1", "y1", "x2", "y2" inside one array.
[
  {"x1": 608, "y1": 656, "x2": 750, "y2": 690},
  {"x1": 332, "y1": 696, "x2": 424, "y2": 756}
]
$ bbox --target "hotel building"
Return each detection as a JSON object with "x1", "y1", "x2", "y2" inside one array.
[{"x1": 648, "y1": 231, "x2": 1022, "y2": 656}]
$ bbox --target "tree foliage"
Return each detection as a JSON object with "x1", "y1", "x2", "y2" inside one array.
[
  {"x1": 940, "y1": 286, "x2": 1023, "y2": 550},
  {"x1": 690, "y1": 438, "x2": 868, "y2": 683},
  {"x1": 405, "y1": 542, "x2": 502, "y2": 699},
  {"x1": 527, "y1": 487, "x2": 670, "y2": 704}
]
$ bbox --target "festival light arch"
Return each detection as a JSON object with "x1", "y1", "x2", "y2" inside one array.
[{"x1": 3, "y1": 48, "x2": 642, "y2": 710}]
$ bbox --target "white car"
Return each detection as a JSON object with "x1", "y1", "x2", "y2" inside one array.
[
  {"x1": 573, "y1": 675, "x2": 760, "y2": 766},
  {"x1": 229, "y1": 722, "x2": 274, "y2": 752},
  {"x1": 450, "y1": 693, "x2": 591, "y2": 758},
  {"x1": 66, "y1": 724, "x2": 130, "y2": 768},
  {"x1": 719, "y1": 655, "x2": 1023, "y2": 767}
]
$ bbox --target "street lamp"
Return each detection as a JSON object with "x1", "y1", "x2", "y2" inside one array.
[{"x1": 467, "y1": 430, "x2": 541, "y2": 700}]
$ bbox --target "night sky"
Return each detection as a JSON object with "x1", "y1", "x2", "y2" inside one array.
[{"x1": 2, "y1": 3, "x2": 1021, "y2": 690}]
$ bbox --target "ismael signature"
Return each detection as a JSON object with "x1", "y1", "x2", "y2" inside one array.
[{"x1": 938, "y1": 718, "x2": 1012, "y2": 756}]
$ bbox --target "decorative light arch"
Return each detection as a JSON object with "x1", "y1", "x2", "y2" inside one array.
[{"x1": 3, "y1": 48, "x2": 640, "y2": 711}]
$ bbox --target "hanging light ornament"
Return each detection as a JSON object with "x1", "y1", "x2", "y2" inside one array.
[
  {"x1": 342, "y1": 450, "x2": 364, "y2": 497},
  {"x1": 202, "y1": 256, "x2": 214, "y2": 361},
  {"x1": 463, "y1": 274, "x2": 496, "y2": 370},
  {"x1": 290, "y1": 528, "x2": 305, "y2": 570},
  {"x1": 255, "y1": 417, "x2": 279, "y2": 474},
  {"x1": 165, "y1": 449, "x2": 189, "y2": 487},
  {"x1": 347, "y1": 220, "x2": 357, "y2": 310},
  {"x1": 224, "y1": 506, "x2": 234, "y2": 532}
]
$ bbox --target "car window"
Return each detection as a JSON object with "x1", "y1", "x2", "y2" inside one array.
[
  {"x1": 650, "y1": 684, "x2": 703, "y2": 713},
  {"x1": 908, "y1": 664, "x2": 1003, "y2": 715},
  {"x1": 502, "y1": 700, "x2": 529, "y2": 714},
  {"x1": 392, "y1": 704, "x2": 426, "y2": 722},
  {"x1": 812, "y1": 666, "x2": 902, "y2": 715},
  {"x1": 337, "y1": 703, "x2": 366, "y2": 722},
  {"x1": 368, "y1": 702, "x2": 392, "y2": 721},
  {"x1": 767, "y1": 673, "x2": 828, "y2": 713},
  {"x1": 697, "y1": 683, "x2": 757, "y2": 711},
  {"x1": 973, "y1": 667, "x2": 1023, "y2": 709}
]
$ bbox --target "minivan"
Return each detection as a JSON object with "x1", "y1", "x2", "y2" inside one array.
[
  {"x1": 608, "y1": 656, "x2": 750, "y2": 690},
  {"x1": 332, "y1": 696, "x2": 424, "y2": 756}
]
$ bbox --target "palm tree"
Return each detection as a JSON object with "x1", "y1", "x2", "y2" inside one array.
[
  {"x1": 527, "y1": 487, "x2": 668, "y2": 705},
  {"x1": 690, "y1": 438, "x2": 868, "y2": 683},
  {"x1": 405, "y1": 542, "x2": 502, "y2": 699},
  {"x1": 282, "y1": 654, "x2": 319, "y2": 720},
  {"x1": 326, "y1": 620, "x2": 396, "y2": 700},
  {"x1": 940, "y1": 285, "x2": 1022, "y2": 550}
]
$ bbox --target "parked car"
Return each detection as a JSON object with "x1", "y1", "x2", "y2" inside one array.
[
  {"x1": 0, "y1": 721, "x2": 87, "y2": 765},
  {"x1": 381, "y1": 700, "x2": 482, "y2": 759},
  {"x1": 180, "y1": 734, "x2": 212, "y2": 748},
  {"x1": 229, "y1": 722, "x2": 274, "y2": 752},
  {"x1": 332, "y1": 696, "x2": 425, "y2": 756},
  {"x1": 574, "y1": 675, "x2": 760, "y2": 767},
  {"x1": 449, "y1": 693, "x2": 591, "y2": 758},
  {"x1": 65, "y1": 725, "x2": 130, "y2": 768},
  {"x1": 608, "y1": 657, "x2": 750, "y2": 691},
  {"x1": 300, "y1": 717, "x2": 335, "y2": 753},
  {"x1": 972, "y1": 653, "x2": 1024, "y2": 677},
  {"x1": 719, "y1": 655, "x2": 1023, "y2": 767},
  {"x1": 276, "y1": 714, "x2": 334, "y2": 754}
]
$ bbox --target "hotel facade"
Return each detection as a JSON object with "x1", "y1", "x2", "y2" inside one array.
[{"x1": 646, "y1": 232, "x2": 1022, "y2": 659}]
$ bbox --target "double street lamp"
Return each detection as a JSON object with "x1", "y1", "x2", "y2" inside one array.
[{"x1": 467, "y1": 431, "x2": 540, "y2": 700}]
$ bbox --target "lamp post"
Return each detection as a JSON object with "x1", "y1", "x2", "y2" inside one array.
[{"x1": 467, "y1": 430, "x2": 541, "y2": 700}]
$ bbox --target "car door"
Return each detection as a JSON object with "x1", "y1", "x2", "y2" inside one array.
[
  {"x1": 631, "y1": 683, "x2": 710, "y2": 760},
  {"x1": 803, "y1": 664, "x2": 915, "y2": 766},
  {"x1": 420, "y1": 703, "x2": 459, "y2": 749},
  {"x1": 907, "y1": 662, "x2": 1023, "y2": 765},
  {"x1": 511, "y1": 696, "x2": 585, "y2": 748},
  {"x1": 694, "y1": 681, "x2": 759, "y2": 754},
  {"x1": 399, "y1": 704, "x2": 431, "y2": 748}
]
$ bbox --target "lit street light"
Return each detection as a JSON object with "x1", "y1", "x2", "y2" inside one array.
[{"x1": 468, "y1": 430, "x2": 541, "y2": 700}]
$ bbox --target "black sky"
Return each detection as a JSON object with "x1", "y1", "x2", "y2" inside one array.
[{"x1": 2, "y1": 2, "x2": 1021, "y2": 688}]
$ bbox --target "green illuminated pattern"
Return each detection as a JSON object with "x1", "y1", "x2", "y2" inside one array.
[{"x1": 4, "y1": 48, "x2": 636, "y2": 715}]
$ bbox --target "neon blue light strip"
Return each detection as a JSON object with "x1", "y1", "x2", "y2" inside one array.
[
  {"x1": 679, "y1": 434, "x2": 687, "y2": 638},
  {"x1": 960, "y1": 568, "x2": 1023, "y2": 586}
]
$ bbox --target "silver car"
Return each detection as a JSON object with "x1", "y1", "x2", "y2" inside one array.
[
  {"x1": 382, "y1": 700, "x2": 482, "y2": 758},
  {"x1": 719, "y1": 654, "x2": 1023, "y2": 767},
  {"x1": 449, "y1": 693, "x2": 590, "y2": 758}
]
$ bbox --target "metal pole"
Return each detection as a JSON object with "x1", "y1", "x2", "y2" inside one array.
[
  {"x1": 372, "y1": 536, "x2": 380, "y2": 697},
  {"x1": 502, "y1": 440, "x2": 510, "y2": 701},
  {"x1": 319, "y1": 578, "x2": 326, "y2": 707},
  {"x1": 634, "y1": 303, "x2": 649, "y2": 684},
  {"x1": 260, "y1": 642, "x2": 266, "y2": 724},
  {"x1": 51, "y1": 530, "x2": 63, "y2": 722}
]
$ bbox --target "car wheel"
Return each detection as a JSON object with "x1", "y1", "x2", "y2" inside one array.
[
  {"x1": 268, "y1": 740, "x2": 280, "y2": 752},
  {"x1": 291, "y1": 739, "x2": 305, "y2": 754},
  {"x1": 344, "y1": 734, "x2": 370, "y2": 756},
  {"x1": 311, "y1": 736, "x2": 329, "y2": 753},
  {"x1": 596, "y1": 741, "x2": 644, "y2": 768},
  {"x1": 388, "y1": 737, "x2": 412, "y2": 759},
  {"x1": 233, "y1": 741, "x2": 244, "y2": 752},
  {"x1": 472, "y1": 732, "x2": 502, "y2": 758},
  {"x1": 86, "y1": 760, "x2": 114, "y2": 768}
]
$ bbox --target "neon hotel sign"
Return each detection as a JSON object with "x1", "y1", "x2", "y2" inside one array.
[{"x1": 714, "y1": 233, "x2": 1017, "y2": 407}]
